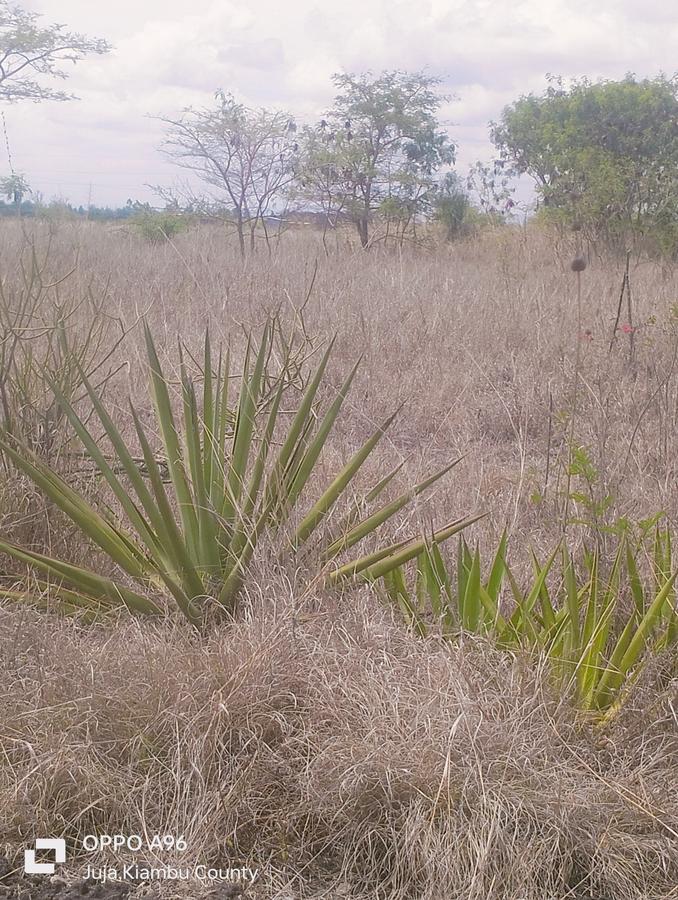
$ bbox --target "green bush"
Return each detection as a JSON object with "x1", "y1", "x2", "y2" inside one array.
[
  {"x1": 492, "y1": 75, "x2": 678, "y2": 254},
  {"x1": 433, "y1": 173, "x2": 472, "y2": 241},
  {"x1": 131, "y1": 209, "x2": 190, "y2": 243}
]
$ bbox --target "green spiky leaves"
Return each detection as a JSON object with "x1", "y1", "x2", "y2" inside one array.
[
  {"x1": 0, "y1": 318, "x2": 473, "y2": 623},
  {"x1": 381, "y1": 529, "x2": 677, "y2": 714}
]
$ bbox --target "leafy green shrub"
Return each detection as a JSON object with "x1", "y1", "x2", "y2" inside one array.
[
  {"x1": 131, "y1": 209, "x2": 190, "y2": 243},
  {"x1": 0, "y1": 318, "x2": 474, "y2": 623},
  {"x1": 433, "y1": 173, "x2": 472, "y2": 241},
  {"x1": 492, "y1": 75, "x2": 678, "y2": 254}
]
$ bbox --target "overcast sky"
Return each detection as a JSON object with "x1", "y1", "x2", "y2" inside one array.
[{"x1": 4, "y1": 0, "x2": 677, "y2": 207}]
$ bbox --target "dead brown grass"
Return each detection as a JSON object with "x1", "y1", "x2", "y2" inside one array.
[
  {"x1": 2, "y1": 217, "x2": 676, "y2": 551},
  {"x1": 0, "y1": 593, "x2": 676, "y2": 899},
  {"x1": 0, "y1": 218, "x2": 677, "y2": 898}
]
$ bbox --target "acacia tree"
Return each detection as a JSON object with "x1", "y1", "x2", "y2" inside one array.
[
  {"x1": 491, "y1": 74, "x2": 678, "y2": 252},
  {"x1": 158, "y1": 92, "x2": 299, "y2": 256},
  {"x1": 303, "y1": 70, "x2": 455, "y2": 248},
  {"x1": 295, "y1": 123, "x2": 351, "y2": 253},
  {"x1": 0, "y1": 0, "x2": 109, "y2": 102}
]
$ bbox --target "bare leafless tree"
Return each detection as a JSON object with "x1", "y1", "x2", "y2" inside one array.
[{"x1": 157, "y1": 92, "x2": 299, "y2": 256}]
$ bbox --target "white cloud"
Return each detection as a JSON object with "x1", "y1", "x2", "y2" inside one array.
[{"x1": 7, "y1": 0, "x2": 677, "y2": 206}]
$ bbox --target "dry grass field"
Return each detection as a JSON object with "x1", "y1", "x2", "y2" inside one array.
[{"x1": 0, "y1": 217, "x2": 677, "y2": 899}]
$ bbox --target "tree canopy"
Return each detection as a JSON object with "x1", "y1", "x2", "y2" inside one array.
[
  {"x1": 302, "y1": 70, "x2": 455, "y2": 247},
  {"x1": 0, "y1": 0, "x2": 109, "y2": 102},
  {"x1": 491, "y1": 74, "x2": 678, "y2": 251}
]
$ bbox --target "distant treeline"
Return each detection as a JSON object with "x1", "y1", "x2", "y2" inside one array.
[{"x1": 0, "y1": 199, "x2": 144, "y2": 220}]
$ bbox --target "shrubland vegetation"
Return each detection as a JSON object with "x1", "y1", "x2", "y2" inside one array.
[
  {"x1": 149, "y1": 70, "x2": 678, "y2": 257},
  {"x1": 0, "y1": 218, "x2": 676, "y2": 899},
  {"x1": 0, "y1": 2, "x2": 677, "y2": 898},
  {"x1": 7, "y1": 71, "x2": 677, "y2": 258}
]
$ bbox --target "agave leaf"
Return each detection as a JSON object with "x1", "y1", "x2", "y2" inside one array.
[
  {"x1": 625, "y1": 541, "x2": 645, "y2": 617},
  {"x1": 218, "y1": 380, "x2": 286, "y2": 607},
  {"x1": 503, "y1": 559, "x2": 524, "y2": 609},
  {"x1": 323, "y1": 458, "x2": 465, "y2": 560},
  {"x1": 0, "y1": 587, "x2": 105, "y2": 622},
  {"x1": 581, "y1": 547, "x2": 599, "y2": 649},
  {"x1": 348, "y1": 515, "x2": 484, "y2": 583},
  {"x1": 461, "y1": 547, "x2": 482, "y2": 631},
  {"x1": 0, "y1": 436, "x2": 149, "y2": 579},
  {"x1": 430, "y1": 542, "x2": 455, "y2": 607},
  {"x1": 663, "y1": 579, "x2": 678, "y2": 648},
  {"x1": 179, "y1": 353, "x2": 219, "y2": 572},
  {"x1": 209, "y1": 346, "x2": 231, "y2": 510},
  {"x1": 456, "y1": 536, "x2": 468, "y2": 615},
  {"x1": 326, "y1": 535, "x2": 413, "y2": 583},
  {"x1": 323, "y1": 460, "x2": 406, "y2": 550},
  {"x1": 282, "y1": 358, "x2": 362, "y2": 522},
  {"x1": 509, "y1": 547, "x2": 558, "y2": 635},
  {"x1": 486, "y1": 530, "x2": 508, "y2": 604},
  {"x1": 292, "y1": 406, "x2": 401, "y2": 549},
  {"x1": 593, "y1": 571, "x2": 677, "y2": 708},
  {"x1": 0, "y1": 580, "x2": 113, "y2": 611},
  {"x1": 242, "y1": 378, "x2": 284, "y2": 521},
  {"x1": 577, "y1": 541, "x2": 626, "y2": 706},
  {"x1": 416, "y1": 549, "x2": 437, "y2": 615},
  {"x1": 144, "y1": 323, "x2": 200, "y2": 557},
  {"x1": 531, "y1": 549, "x2": 556, "y2": 634},
  {"x1": 46, "y1": 366, "x2": 167, "y2": 563},
  {"x1": 227, "y1": 323, "x2": 270, "y2": 517},
  {"x1": 261, "y1": 336, "x2": 336, "y2": 517},
  {"x1": 477, "y1": 582, "x2": 506, "y2": 633},
  {"x1": 562, "y1": 544, "x2": 581, "y2": 675},
  {"x1": 429, "y1": 542, "x2": 457, "y2": 632},
  {"x1": 229, "y1": 378, "x2": 285, "y2": 553},
  {"x1": 0, "y1": 538, "x2": 161, "y2": 615},
  {"x1": 201, "y1": 328, "x2": 215, "y2": 491},
  {"x1": 541, "y1": 606, "x2": 571, "y2": 656},
  {"x1": 129, "y1": 406, "x2": 206, "y2": 601},
  {"x1": 383, "y1": 568, "x2": 428, "y2": 637}
]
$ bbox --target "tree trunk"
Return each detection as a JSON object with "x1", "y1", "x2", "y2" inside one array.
[
  {"x1": 356, "y1": 213, "x2": 369, "y2": 249},
  {"x1": 321, "y1": 215, "x2": 330, "y2": 257},
  {"x1": 356, "y1": 188, "x2": 372, "y2": 249},
  {"x1": 261, "y1": 216, "x2": 272, "y2": 255},
  {"x1": 235, "y1": 209, "x2": 246, "y2": 258}
]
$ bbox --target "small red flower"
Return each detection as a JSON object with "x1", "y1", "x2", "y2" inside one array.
[{"x1": 620, "y1": 323, "x2": 635, "y2": 334}]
